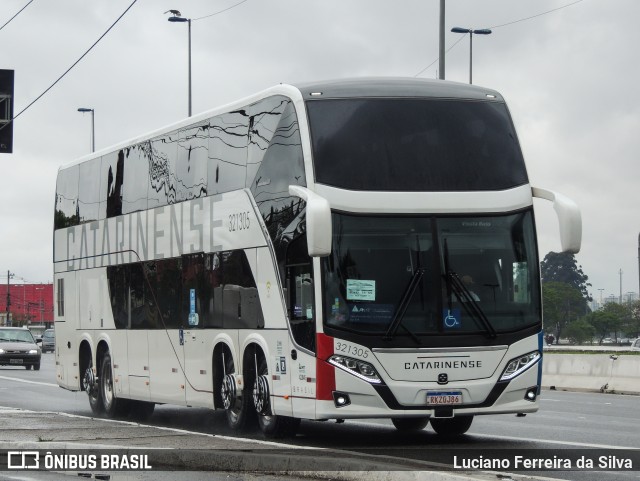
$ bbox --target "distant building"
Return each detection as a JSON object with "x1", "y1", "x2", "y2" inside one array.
[{"x1": 0, "y1": 281, "x2": 53, "y2": 327}]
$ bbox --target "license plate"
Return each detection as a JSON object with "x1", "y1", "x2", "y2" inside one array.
[
  {"x1": 9, "y1": 359, "x2": 23, "y2": 364},
  {"x1": 427, "y1": 391, "x2": 462, "y2": 406}
]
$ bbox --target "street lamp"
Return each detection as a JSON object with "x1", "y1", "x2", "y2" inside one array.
[
  {"x1": 165, "y1": 9, "x2": 192, "y2": 117},
  {"x1": 77, "y1": 107, "x2": 95, "y2": 153},
  {"x1": 451, "y1": 27, "x2": 492, "y2": 84}
]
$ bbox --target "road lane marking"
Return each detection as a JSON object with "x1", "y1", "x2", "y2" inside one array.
[{"x1": 0, "y1": 375, "x2": 58, "y2": 388}]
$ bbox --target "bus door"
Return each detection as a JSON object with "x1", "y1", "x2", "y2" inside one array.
[
  {"x1": 54, "y1": 271, "x2": 77, "y2": 390},
  {"x1": 145, "y1": 259, "x2": 186, "y2": 405},
  {"x1": 182, "y1": 290, "x2": 214, "y2": 408},
  {"x1": 285, "y1": 237, "x2": 318, "y2": 419},
  {"x1": 182, "y1": 253, "x2": 216, "y2": 408}
]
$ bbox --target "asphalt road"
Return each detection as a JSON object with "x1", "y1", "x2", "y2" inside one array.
[{"x1": 1, "y1": 353, "x2": 639, "y2": 481}]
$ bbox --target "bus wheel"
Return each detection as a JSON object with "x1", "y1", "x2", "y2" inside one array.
[
  {"x1": 99, "y1": 352, "x2": 129, "y2": 418},
  {"x1": 430, "y1": 415, "x2": 473, "y2": 437},
  {"x1": 391, "y1": 417, "x2": 429, "y2": 431},
  {"x1": 254, "y1": 356, "x2": 300, "y2": 438},
  {"x1": 83, "y1": 360, "x2": 103, "y2": 415},
  {"x1": 219, "y1": 351, "x2": 254, "y2": 431}
]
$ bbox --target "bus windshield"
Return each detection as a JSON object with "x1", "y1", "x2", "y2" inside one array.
[
  {"x1": 306, "y1": 98, "x2": 527, "y2": 191},
  {"x1": 322, "y1": 211, "x2": 540, "y2": 336}
]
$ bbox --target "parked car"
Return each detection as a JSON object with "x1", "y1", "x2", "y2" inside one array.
[
  {"x1": 0, "y1": 327, "x2": 41, "y2": 370},
  {"x1": 41, "y1": 329, "x2": 55, "y2": 353},
  {"x1": 631, "y1": 338, "x2": 640, "y2": 352}
]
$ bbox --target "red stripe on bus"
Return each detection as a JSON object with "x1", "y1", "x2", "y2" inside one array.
[{"x1": 316, "y1": 333, "x2": 335, "y2": 400}]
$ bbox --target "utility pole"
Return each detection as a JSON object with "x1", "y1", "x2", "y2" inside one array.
[
  {"x1": 438, "y1": 0, "x2": 445, "y2": 79},
  {"x1": 5, "y1": 270, "x2": 14, "y2": 326}
]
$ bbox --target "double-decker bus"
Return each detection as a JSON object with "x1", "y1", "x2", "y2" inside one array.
[{"x1": 53, "y1": 78, "x2": 581, "y2": 437}]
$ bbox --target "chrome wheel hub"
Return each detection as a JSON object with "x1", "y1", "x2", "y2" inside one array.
[
  {"x1": 253, "y1": 375, "x2": 270, "y2": 415},
  {"x1": 221, "y1": 374, "x2": 237, "y2": 410}
]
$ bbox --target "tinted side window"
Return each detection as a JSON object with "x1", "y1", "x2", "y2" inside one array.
[
  {"x1": 249, "y1": 98, "x2": 307, "y2": 280},
  {"x1": 107, "y1": 250, "x2": 262, "y2": 330},
  {"x1": 208, "y1": 110, "x2": 249, "y2": 195},
  {"x1": 182, "y1": 252, "x2": 222, "y2": 328},
  {"x1": 148, "y1": 129, "x2": 179, "y2": 208},
  {"x1": 155, "y1": 258, "x2": 182, "y2": 329},
  {"x1": 54, "y1": 165, "x2": 79, "y2": 229},
  {"x1": 108, "y1": 265, "x2": 129, "y2": 329},
  {"x1": 176, "y1": 122, "x2": 209, "y2": 202},
  {"x1": 219, "y1": 251, "x2": 264, "y2": 329},
  {"x1": 122, "y1": 144, "x2": 150, "y2": 214},
  {"x1": 78, "y1": 158, "x2": 101, "y2": 223},
  {"x1": 286, "y1": 236, "x2": 315, "y2": 352}
]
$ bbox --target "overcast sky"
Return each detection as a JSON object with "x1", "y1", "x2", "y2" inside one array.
[{"x1": 1, "y1": 0, "x2": 638, "y2": 302}]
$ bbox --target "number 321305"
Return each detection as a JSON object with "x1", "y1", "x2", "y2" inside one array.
[
  {"x1": 229, "y1": 212, "x2": 250, "y2": 232},
  {"x1": 336, "y1": 342, "x2": 369, "y2": 359}
]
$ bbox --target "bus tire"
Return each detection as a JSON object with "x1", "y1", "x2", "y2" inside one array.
[
  {"x1": 430, "y1": 415, "x2": 473, "y2": 437},
  {"x1": 100, "y1": 352, "x2": 130, "y2": 418},
  {"x1": 254, "y1": 356, "x2": 300, "y2": 438},
  {"x1": 84, "y1": 359, "x2": 103, "y2": 415},
  {"x1": 220, "y1": 350, "x2": 255, "y2": 431},
  {"x1": 391, "y1": 417, "x2": 429, "y2": 431}
]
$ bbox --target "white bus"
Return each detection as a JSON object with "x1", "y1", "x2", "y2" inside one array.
[{"x1": 53, "y1": 78, "x2": 581, "y2": 437}]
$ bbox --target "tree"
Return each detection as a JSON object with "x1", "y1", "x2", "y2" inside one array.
[
  {"x1": 585, "y1": 303, "x2": 628, "y2": 344},
  {"x1": 540, "y1": 252, "x2": 592, "y2": 302},
  {"x1": 564, "y1": 318, "x2": 595, "y2": 345},
  {"x1": 542, "y1": 282, "x2": 585, "y2": 343}
]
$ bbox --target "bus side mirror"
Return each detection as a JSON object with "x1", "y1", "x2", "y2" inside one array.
[
  {"x1": 532, "y1": 187, "x2": 582, "y2": 253},
  {"x1": 289, "y1": 186, "x2": 332, "y2": 257}
]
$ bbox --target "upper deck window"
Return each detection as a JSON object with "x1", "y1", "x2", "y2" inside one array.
[{"x1": 307, "y1": 98, "x2": 527, "y2": 191}]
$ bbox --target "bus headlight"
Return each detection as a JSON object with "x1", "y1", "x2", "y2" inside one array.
[
  {"x1": 29, "y1": 349, "x2": 39, "y2": 354},
  {"x1": 500, "y1": 351, "x2": 541, "y2": 381},
  {"x1": 328, "y1": 355, "x2": 381, "y2": 384}
]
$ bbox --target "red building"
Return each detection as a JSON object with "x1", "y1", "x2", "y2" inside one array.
[{"x1": 1, "y1": 282, "x2": 54, "y2": 327}]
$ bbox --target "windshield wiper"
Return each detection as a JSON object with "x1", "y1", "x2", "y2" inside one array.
[
  {"x1": 446, "y1": 271, "x2": 497, "y2": 339},
  {"x1": 384, "y1": 268, "x2": 425, "y2": 343}
]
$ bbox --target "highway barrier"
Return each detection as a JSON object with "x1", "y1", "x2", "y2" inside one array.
[{"x1": 542, "y1": 353, "x2": 640, "y2": 394}]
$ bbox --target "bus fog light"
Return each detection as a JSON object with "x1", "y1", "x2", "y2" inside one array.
[
  {"x1": 328, "y1": 355, "x2": 381, "y2": 384},
  {"x1": 525, "y1": 387, "x2": 537, "y2": 402},
  {"x1": 333, "y1": 391, "x2": 351, "y2": 407},
  {"x1": 500, "y1": 351, "x2": 540, "y2": 381}
]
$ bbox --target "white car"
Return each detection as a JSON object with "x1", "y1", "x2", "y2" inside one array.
[{"x1": 631, "y1": 338, "x2": 640, "y2": 351}]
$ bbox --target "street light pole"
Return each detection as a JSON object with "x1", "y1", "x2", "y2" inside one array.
[
  {"x1": 77, "y1": 108, "x2": 95, "y2": 153},
  {"x1": 451, "y1": 27, "x2": 492, "y2": 84},
  {"x1": 166, "y1": 10, "x2": 192, "y2": 117}
]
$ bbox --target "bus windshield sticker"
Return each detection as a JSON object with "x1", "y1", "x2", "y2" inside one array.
[
  {"x1": 443, "y1": 309, "x2": 461, "y2": 329},
  {"x1": 349, "y1": 304, "x2": 394, "y2": 324},
  {"x1": 346, "y1": 279, "x2": 376, "y2": 301}
]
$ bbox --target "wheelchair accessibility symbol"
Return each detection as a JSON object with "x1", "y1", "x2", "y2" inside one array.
[{"x1": 443, "y1": 309, "x2": 461, "y2": 329}]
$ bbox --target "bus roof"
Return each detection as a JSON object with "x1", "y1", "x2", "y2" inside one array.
[
  {"x1": 295, "y1": 77, "x2": 503, "y2": 101},
  {"x1": 58, "y1": 77, "x2": 503, "y2": 171}
]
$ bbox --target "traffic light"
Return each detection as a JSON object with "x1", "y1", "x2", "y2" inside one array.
[{"x1": 0, "y1": 69, "x2": 15, "y2": 154}]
